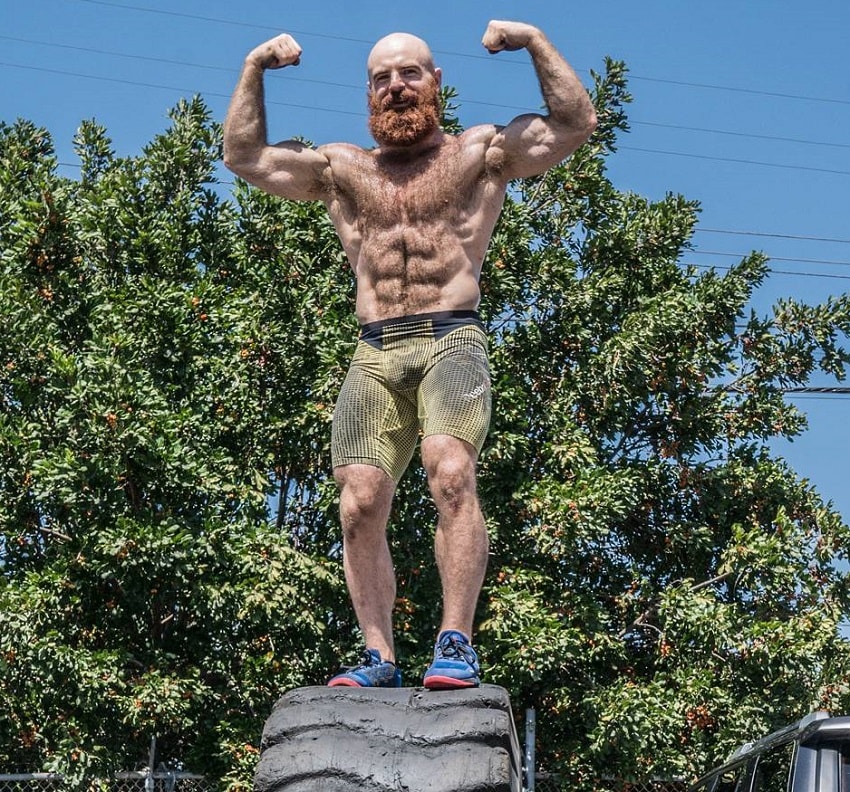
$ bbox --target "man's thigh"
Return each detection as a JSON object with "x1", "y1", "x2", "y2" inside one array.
[
  {"x1": 419, "y1": 327, "x2": 491, "y2": 453},
  {"x1": 332, "y1": 343, "x2": 420, "y2": 482}
]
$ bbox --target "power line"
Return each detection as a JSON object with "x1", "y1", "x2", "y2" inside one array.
[
  {"x1": 691, "y1": 247, "x2": 850, "y2": 279},
  {"x1": 688, "y1": 263, "x2": 850, "y2": 281},
  {"x1": 0, "y1": 34, "x2": 368, "y2": 93},
  {"x1": 691, "y1": 250, "x2": 850, "y2": 268},
  {"x1": 696, "y1": 228, "x2": 850, "y2": 245},
  {"x1": 781, "y1": 394, "x2": 850, "y2": 401},
  {"x1": 68, "y1": 0, "x2": 850, "y2": 107},
  {"x1": 621, "y1": 145, "x2": 850, "y2": 177},
  {"x1": 5, "y1": 33, "x2": 848, "y2": 153},
  {"x1": 455, "y1": 94, "x2": 850, "y2": 151},
  {"x1": 784, "y1": 387, "x2": 850, "y2": 394},
  {"x1": 67, "y1": 0, "x2": 515, "y2": 66},
  {"x1": 630, "y1": 119, "x2": 850, "y2": 151},
  {"x1": 6, "y1": 14, "x2": 846, "y2": 265},
  {"x1": 72, "y1": 0, "x2": 369, "y2": 44},
  {"x1": 0, "y1": 61, "x2": 364, "y2": 117},
  {"x1": 0, "y1": 33, "x2": 236, "y2": 75},
  {"x1": 31, "y1": 164, "x2": 850, "y2": 285},
  {"x1": 4, "y1": 58, "x2": 850, "y2": 180},
  {"x1": 758, "y1": 268, "x2": 850, "y2": 281},
  {"x1": 627, "y1": 74, "x2": 850, "y2": 108},
  {"x1": 720, "y1": 386, "x2": 850, "y2": 400}
]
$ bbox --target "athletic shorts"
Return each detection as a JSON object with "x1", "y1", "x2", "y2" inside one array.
[{"x1": 331, "y1": 310, "x2": 492, "y2": 482}]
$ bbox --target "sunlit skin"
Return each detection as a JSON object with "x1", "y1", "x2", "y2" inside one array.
[{"x1": 224, "y1": 21, "x2": 597, "y2": 666}]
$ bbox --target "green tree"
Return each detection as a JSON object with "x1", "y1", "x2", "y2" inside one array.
[
  {"x1": 472, "y1": 60, "x2": 850, "y2": 785},
  {"x1": 1, "y1": 60, "x2": 849, "y2": 791},
  {"x1": 0, "y1": 99, "x2": 347, "y2": 785}
]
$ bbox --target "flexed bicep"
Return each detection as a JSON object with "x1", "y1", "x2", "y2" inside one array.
[
  {"x1": 224, "y1": 33, "x2": 335, "y2": 200},
  {"x1": 481, "y1": 20, "x2": 597, "y2": 180}
]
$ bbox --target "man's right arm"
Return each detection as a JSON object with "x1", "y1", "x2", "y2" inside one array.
[{"x1": 223, "y1": 34, "x2": 332, "y2": 201}]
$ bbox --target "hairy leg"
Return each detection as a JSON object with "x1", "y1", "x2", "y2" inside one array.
[
  {"x1": 334, "y1": 463, "x2": 397, "y2": 662},
  {"x1": 421, "y1": 435, "x2": 489, "y2": 638}
]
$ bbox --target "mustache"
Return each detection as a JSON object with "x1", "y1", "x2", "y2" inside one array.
[{"x1": 378, "y1": 88, "x2": 418, "y2": 111}]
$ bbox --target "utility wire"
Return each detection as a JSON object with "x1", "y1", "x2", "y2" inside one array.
[
  {"x1": 4, "y1": 32, "x2": 848, "y2": 153},
  {"x1": 621, "y1": 145, "x2": 850, "y2": 177},
  {"x1": 628, "y1": 74, "x2": 850, "y2": 107},
  {"x1": 723, "y1": 385, "x2": 850, "y2": 396},
  {"x1": 691, "y1": 250, "x2": 850, "y2": 268},
  {"x1": 0, "y1": 33, "x2": 238, "y2": 75},
  {"x1": 68, "y1": 0, "x2": 850, "y2": 107},
  {"x1": 9, "y1": 13, "x2": 847, "y2": 262},
  {"x1": 629, "y1": 120, "x2": 850, "y2": 151},
  {"x1": 0, "y1": 62, "x2": 365, "y2": 117},
  {"x1": 688, "y1": 263, "x2": 850, "y2": 281},
  {"x1": 72, "y1": 0, "x2": 370, "y2": 44},
  {"x1": 784, "y1": 387, "x2": 850, "y2": 394},
  {"x1": 696, "y1": 228, "x2": 850, "y2": 245},
  {"x1": 3, "y1": 59, "x2": 848, "y2": 178},
  {"x1": 34, "y1": 160, "x2": 850, "y2": 287}
]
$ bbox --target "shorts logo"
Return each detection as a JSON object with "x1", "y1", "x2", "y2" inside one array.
[{"x1": 463, "y1": 379, "x2": 490, "y2": 400}]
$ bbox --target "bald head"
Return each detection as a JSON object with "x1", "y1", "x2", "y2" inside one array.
[{"x1": 367, "y1": 32, "x2": 438, "y2": 87}]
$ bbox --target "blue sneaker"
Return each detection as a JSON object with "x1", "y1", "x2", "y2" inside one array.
[
  {"x1": 327, "y1": 649, "x2": 402, "y2": 688},
  {"x1": 423, "y1": 630, "x2": 480, "y2": 689}
]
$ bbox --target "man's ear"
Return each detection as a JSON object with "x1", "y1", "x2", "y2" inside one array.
[{"x1": 434, "y1": 67, "x2": 443, "y2": 88}]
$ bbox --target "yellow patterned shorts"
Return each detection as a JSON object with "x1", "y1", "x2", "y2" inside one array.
[{"x1": 331, "y1": 311, "x2": 492, "y2": 482}]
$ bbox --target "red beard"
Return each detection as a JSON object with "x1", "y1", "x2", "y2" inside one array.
[{"x1": 368, "y1": 80, "x2": 442, "y2": 147}]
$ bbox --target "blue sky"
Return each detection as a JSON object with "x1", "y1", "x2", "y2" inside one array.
[{"x1": 3, "y1": 0, "x2": 849, "y2": 522}]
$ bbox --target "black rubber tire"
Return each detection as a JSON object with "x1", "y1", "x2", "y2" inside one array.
[{"x1": 254, "y1": 684, "x2": 521, "y2": 792}]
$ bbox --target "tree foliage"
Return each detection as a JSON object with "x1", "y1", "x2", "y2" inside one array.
[
  {"x1": 0, "y1": 99, "x2": 347, "y2": 785},
  {"x1": 1, "y1": 62, "x2": 849, "y2": 789}
]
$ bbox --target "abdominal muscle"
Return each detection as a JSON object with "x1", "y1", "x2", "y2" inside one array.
[
  {"x1": 322, "y1": 129, "x2": 508, "y2": 324},
  {"x1": 350, "y1": 225, "x2": 485, "y2": 322}
]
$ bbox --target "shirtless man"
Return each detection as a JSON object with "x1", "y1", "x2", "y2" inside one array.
[{"x1": 223, "y1": 20, "x2": 597, "y2": 689}]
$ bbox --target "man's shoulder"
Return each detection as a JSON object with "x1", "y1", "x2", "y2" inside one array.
[
  {"x1": 454, "y1": 124, "x2": 510, "y2": 180},
  {"x1": 314, "y1": 142, "x2": 376, "y2": 195},
  {"x1": 318, "y1": 141, "x2": 374, "y2": 163},
  {"x1": 457, "y1": 123, "x2": 502, "y2": 147}
]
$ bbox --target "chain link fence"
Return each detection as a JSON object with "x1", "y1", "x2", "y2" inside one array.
[
  {"x1": 532, "y1": 774, "x2": 689, "y2": 792},
  {"x1": 1, "y1": 769, "x2": 687, "y2": 792},
  {"x1": 111, "y1": 771, "x2": 211, "y2": 792},
  {"x1": 0, "y1": 777, "x2": 65, "y2": 792},
  {"x1": 0, "y1": 772, "x2": 212, "y2": 792}
]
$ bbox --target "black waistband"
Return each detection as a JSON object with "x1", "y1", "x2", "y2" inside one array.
[{"x1": 359, "y1": 310, "x2": 483, "y2": 350}]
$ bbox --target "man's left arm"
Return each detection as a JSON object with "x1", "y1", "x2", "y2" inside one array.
[{"x1": 482, "y1": 20, "x2": 597, "y2": 179}]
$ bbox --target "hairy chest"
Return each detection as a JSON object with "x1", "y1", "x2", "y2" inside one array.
[{"x1": 348, "y1": 147, "x2": 482, "y2": 228}]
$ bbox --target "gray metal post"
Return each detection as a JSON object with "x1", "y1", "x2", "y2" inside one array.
[
  {"x1": 524, "y1": 708, "x2": 536, "y2": 792},
  {"x1": 146, "y1": 736, "x2": 156, "y2": 792}
]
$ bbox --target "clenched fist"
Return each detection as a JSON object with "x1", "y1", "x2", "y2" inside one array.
[
  {"x1": 248, "y1": 33, "x2": 303, "y2": 70},
  {"x1": 481, "y1": 20, "x2": 539, "y2": 53}
]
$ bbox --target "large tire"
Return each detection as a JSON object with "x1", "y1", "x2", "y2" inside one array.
[{"x1": 255, "y1": 684, "x2": 521, "y2": 792}]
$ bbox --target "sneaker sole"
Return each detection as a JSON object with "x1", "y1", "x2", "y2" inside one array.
[
  {"x1": 423, "y1": 675, "x2": 479, "y2": 690},
  {"x1": 327, "y1": 678, "x2": 364, "y2": 687},
  {"x1": 328, "y1": 677, "x2": 402, "y2": 688}
]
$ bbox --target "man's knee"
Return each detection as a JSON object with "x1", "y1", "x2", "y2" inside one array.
[
  {"x1": 335, "y1": 464, "x2": 395, "y2": 534},
  {"x1": 423, "y1": 439, "x2": 479, "y2": 512}
]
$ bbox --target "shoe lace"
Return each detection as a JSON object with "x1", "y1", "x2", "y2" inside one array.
[
  {"x1": 439, "y1": 635, "x2": 474, "y2": 662},
  {"x1": 339, "y1": 650, "x2": 381, "y2": 672}
]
